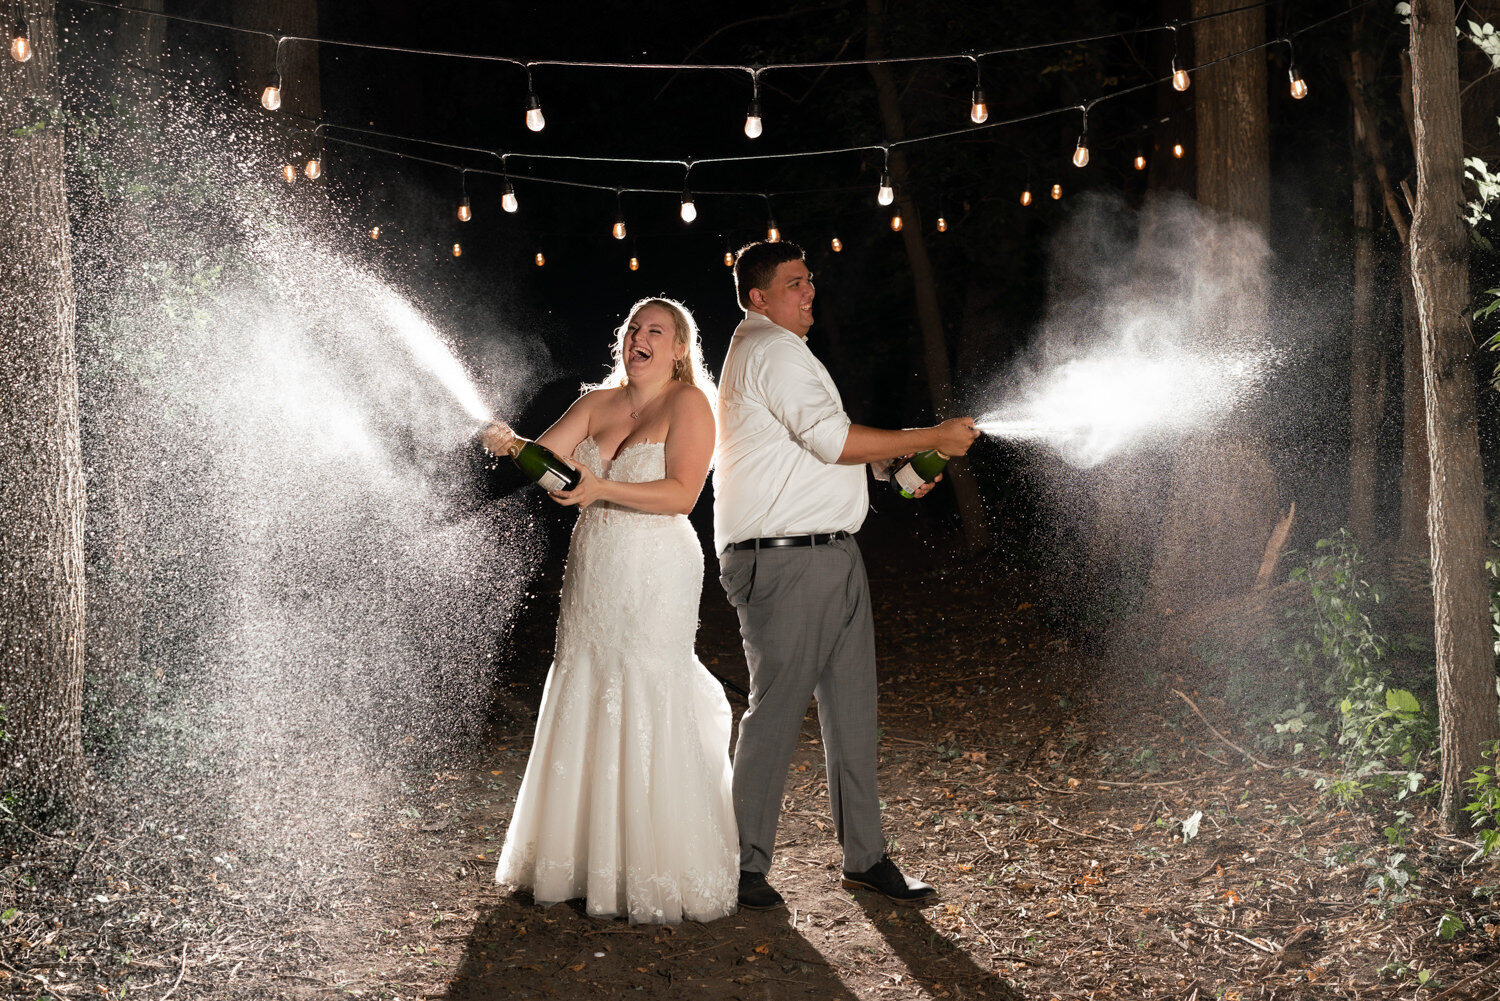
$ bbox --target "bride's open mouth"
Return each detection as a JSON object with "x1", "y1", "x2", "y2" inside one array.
[{"x1": 629, "y1": 346, "x2": 652, "y2": 362}]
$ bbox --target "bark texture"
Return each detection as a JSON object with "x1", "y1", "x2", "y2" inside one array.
[
  {"x1": 0, "y1": 0, "x2": 88, "y2": 823},
  {"x1": 865, "y1": 0, "x2": 991, "y2": 551},
  {"x1": 1408, "y1": 0, "x2": 1499, "y2": 827},
  {"x1": 1190, "y1": 0, "x2": 1270, "y2": 232}
]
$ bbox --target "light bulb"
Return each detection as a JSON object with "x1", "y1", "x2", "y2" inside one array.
[
  {"x1": 501, "y1": 182, "x2": 519, "y2": 213},
  {"x1": 281, "y1": 163, "x2": 296, "y2": 184},
  {"x1": 877, "y1": 171, "x2": 894, "y2": 206},
  {"x1": 723, "y1": 251, "x2": 734, "y2": 267},
  {"x1": 457, "y1": 196, "x2": 472, "y2": 222},
  {"x1": 890, "y1": 213, "x2": 903, "y2": 232},
  {"x1": 9, "y1": 18, "x2": 30, "y2": 63},
  {"x1": 535, "y1": 251, "x2": 545, "y2": 267},
  {"x1": 744, "y1": 99, "x2": 762, "y2": 139},
  {"x1": 629, "y1": 256, "x2": 640, "y2": 272},
  {"x1": 261, "y1": 76, "x2": 281, "y2": 111},
  {"x1": 680, "y1": 194, "x2": 697, "y2": 223},
  {"x1": 304, "y1": 158, "x2": 322, "y2": 180},
  {"x1": 970, "y1": 87, "x2": 988, "y2": 124},
  {"x1": 1172, "y1": 62, "x2": 1190, "y2": 92},
  {"x1": 1051, "y1": 183, "x2": 1062, "y2": 200},
  {"x1": 369, "y1": 225, "x2": 381, "y2": 240},
  {"x1": 525, "y1": 91, "x2": 545, "y2": 132},
  {"x1": 767, "y1": 222, "x2": 780, "y2": 243},
  {"x1": 1289, "y1": 67, "x2": 1308, "y2": 99},
  {"x1": 1020, "y1": 188, "x2": 1033, "y2": 207},
  {"x1": 936, "y1": 217, "x2": 947, "y2": 232},
  {"x1": 1173, "y1": 142, "x2": 1185, "y2": 159},
  {"x1": 1072, "y1": 140, "x2": 1090, "y2": 168},
  {"x1": 452, "y1": 243, "x2": 462, "y2": 258},
  {"x1": 831, "y1": 235, "x2": 843, "y2": 252},
  {"x1": 1134, "y1": 153, "x2": 1147, "y2": 171},
  {"x1": 612, "y1": 219, "x2": 626, "y2": 240}
]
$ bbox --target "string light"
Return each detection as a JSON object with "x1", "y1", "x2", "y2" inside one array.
[
  {"x1": 368, "y1": 225, "x2": 381, "y2": 240},
  {"x1": 261, "y1": 71, "x2": 282, "y2": 111},
  {"x1": 501, "y1": 179, "x2": 519, "y2": 213},
  {"x1": 1070, "y1": 105, "x2": 1090, "y2": 168},
  {"x1": 969, "y1": 56, "x2": 987, "y2": 124},
  {"x1": 744, "y1": 71, "x2": 763, "y2": 139},
  {"x1": 680, "y1": 171, "x2": 697, "y2": 223},
  {"x1": 1133, "y1": 143, "x2": 1147, "y2": 170},
  {"x1": 452, "y1": 242, "x2": 462, "y2": 257},
  {"x1": 525, "y1": 69, "x2": 545, "y2": 132},
  {"x1": 831, "y1": 234, "x2": 843, "y2": 252},
  {"x1": 1173, "y1": 141, "x2": 1185, "y2": 158},
  {"x1": 889, "y1": 211, "x2": 903, "y2": 232},
  {"x1": 767, "y1": 218, "x2": 780, "y2": 242},
  {"x1": 281, "y1": 162, "x2": 296, "y2": 184},
  {"x1": 612, "y1": 190, "x2": 627, "y2": 240},
  {"x1": 304, "y1": 154, "x2": 322, "y2": 179},
  {"x1": 1284, "y1": 40, "x2": 1308, "y2": 99},
  {"x1": 1020, "y1": 186, "x2": 1033, "y2": 207},
  {"x1": 9, "y1": 7, "x2": 31, "y2": 62},
  {"x1": 1167, "y1": 22, "x2": 1190, "y2": 92},
  {"x1": 723, "y1": 250, "x2": 734, "y2": 267},
  {"x1": 1051, "y1": 183, "x2": 1062, "y2": 200},
  {"x1": 458, "y1": 195, "x2": 472, "y2": 222},
  {"x1": 535, "y1": 250, "x2": 545, "y2": 266},
  {"x1": 629, "y1": 255, "x2": 640, "y2": 271},
  {"x1": 937, "y1": 216, "x2": 947, "y2": 232}
]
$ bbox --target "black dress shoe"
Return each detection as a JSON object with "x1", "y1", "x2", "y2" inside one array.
[
  {"x1": 737, "y1": 870, "x2": 785, "y2": 910},
  {"x1": 841, "y1": 856, "x2": 937, "y2": 906}
]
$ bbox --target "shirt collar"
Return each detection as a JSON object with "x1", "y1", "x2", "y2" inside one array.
[{"x1": 738, "y1": 310, "x2": 803, "y2": 340}]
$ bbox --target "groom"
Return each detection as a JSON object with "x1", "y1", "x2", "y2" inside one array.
[{"x1": 714, "y1": 240, "x2": 979, "y2": 910}]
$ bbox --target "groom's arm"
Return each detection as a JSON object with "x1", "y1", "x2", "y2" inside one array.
[{"x1": 837, "y1": 419, "x2": 979, "y2": 464}]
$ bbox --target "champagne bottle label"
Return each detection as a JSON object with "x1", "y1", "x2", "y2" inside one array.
[
  {"x1": 894, "y1": 462, "x2": 927, "y2": 495},
  {"x1": 537, "y1": 468, "x2": 570, "y2": 492}
]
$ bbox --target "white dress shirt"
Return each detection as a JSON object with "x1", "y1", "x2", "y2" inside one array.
[{"x1": 713, "y1": 312, "x2": 868, "y2": 552}]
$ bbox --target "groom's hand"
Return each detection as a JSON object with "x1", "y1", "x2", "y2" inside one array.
[{"x1": 934, "y1": 417, "x2": 979, "y2": 457}]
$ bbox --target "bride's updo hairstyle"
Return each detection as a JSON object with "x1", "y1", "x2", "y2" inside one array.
[{"x1": 587, "y1": 296, "x2": 717, "y2": 408}]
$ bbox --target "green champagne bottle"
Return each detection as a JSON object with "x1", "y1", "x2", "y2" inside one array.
[
  {"x1": 890, "y1": 449, "x2": 948, "y2": 499},
  {"x1": 506, "y1": 436, "x2": 581, "y2": 493}
]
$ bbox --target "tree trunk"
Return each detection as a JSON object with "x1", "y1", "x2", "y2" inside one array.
[
  {"x1": 1408, "y1": 0, "x2": 1499, "y2": 829},
  {"x1": 865, "y1": 0, "x2": 991, "y2": 551},
  {"x1": 1190, "y1": 0, "x2": 1270, "y2": 231},
  {"x1": 0, "y1": 0, "x2": 88, "y2": 825},
  {"x1": 1147, "y1": 0, "x2": 1277, "y2": 613},
  {"x1": 1349, "y1": 125, "x2": 1380, "y2": 542},
  {"x1": 1398, "y1": 251, "x2": 1431, "y2": 549}
]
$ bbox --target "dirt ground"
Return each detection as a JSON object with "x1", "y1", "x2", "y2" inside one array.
[{"x1": 4, "y1": 525, "x2": 1499, "y2": 1000}]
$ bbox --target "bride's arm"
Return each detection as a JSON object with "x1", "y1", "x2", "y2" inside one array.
[
  {"x1": 551, "y1": 387, "x2": 713, "y2": 515},
  {"x1": 534, "y1": 390, "x2": 604, "y2": 458}
]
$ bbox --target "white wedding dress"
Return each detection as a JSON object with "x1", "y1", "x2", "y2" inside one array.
[{"x1": 495, "y1": 437, "x2": 738, "y2": 923}]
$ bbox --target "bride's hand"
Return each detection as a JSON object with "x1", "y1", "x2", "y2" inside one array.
[
  {"x1": 478, "y1": 420, "x2": 516, "y2": 456},
  {"x1": 549, "y1": 463, "x2": 609, "y2": 508}
]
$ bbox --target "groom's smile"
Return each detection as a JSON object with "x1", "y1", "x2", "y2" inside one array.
[{"x1": 753, "y1": 260, "x2": 815, "y2": 338}]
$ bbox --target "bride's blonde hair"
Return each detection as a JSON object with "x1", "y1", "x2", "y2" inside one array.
[{"x1": 585, "y1": 296, "x2": 716, "y2": 409}]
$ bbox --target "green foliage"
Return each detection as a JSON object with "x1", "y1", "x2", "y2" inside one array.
[{"x1": 1461, "y1": 741, "x2": 1500, "y2": 860}]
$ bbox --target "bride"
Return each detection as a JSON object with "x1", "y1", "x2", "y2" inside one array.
[{"x1": 482, "y1": 296, "x2": 736, "y2": 923}]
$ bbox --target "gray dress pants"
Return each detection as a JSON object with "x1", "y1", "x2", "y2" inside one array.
[{"x1": 718, "y1": 536, "x2": 884, "y2": 875}]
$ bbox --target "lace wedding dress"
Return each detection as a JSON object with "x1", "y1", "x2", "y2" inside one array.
[{"x1": 495, "y1": 437, "x2": 738, "y2": 923}]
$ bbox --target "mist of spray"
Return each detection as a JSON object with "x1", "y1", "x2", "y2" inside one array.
[
  {"x1": 974, "y1": 194, "x2": 1275, "y2": 468},
  {"x1": 70, "y1": 88, "x2": 546, "y2": 873}
]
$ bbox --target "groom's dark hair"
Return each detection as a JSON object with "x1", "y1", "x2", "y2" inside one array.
[{"x1": 733, "y1": 241, "x2": 805, "y2": 310}]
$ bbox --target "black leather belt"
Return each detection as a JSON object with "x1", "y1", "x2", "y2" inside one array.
[{"x1": 728, "y1": 531, "x2": 851, "y2": 552}]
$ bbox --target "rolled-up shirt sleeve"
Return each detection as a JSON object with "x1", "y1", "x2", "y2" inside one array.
[{"x1": 755, "y1": 336, "x2": 851, "y2": 465}]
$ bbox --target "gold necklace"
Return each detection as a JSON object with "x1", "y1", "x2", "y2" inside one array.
[{"x1": 625, "y1": 381, "x2": 669, "y2": 420}]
